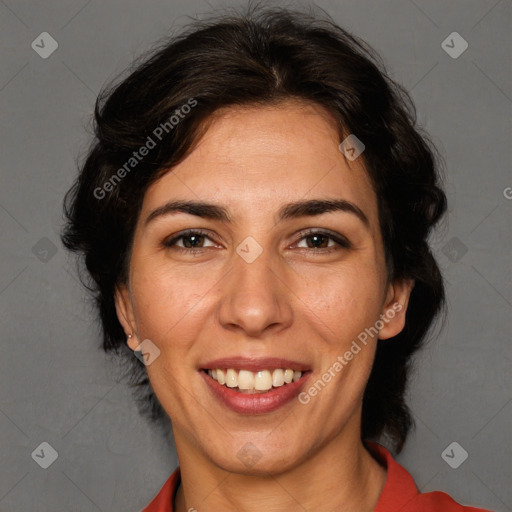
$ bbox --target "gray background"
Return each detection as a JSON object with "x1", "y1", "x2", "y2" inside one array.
[{"x1": 0, "y1": 0, "x2": 510, "y2": 511}]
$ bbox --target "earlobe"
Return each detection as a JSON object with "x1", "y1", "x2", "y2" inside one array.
[
  {"x1": 126, "y1": 332, "x2": 137, "y2": 351},
  {"x1": 378, "y1": 279, "x2": 415, "y2": 340},
  {"x1": 114, "y1": 284, "x2": 138, "y2": 351}
]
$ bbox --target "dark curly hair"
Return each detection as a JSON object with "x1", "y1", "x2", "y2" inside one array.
[{"x1": 61, "y1": 1, "x2": 447, "y2": 454}]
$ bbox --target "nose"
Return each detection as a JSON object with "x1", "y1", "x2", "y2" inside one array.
[{"x1": 217, "y1": 247, "x2": 294, "y2": 338}]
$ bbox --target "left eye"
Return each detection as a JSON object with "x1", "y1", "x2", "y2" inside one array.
[{"x1": 294, "y1": 230, "x2": 351, "y2": 251}]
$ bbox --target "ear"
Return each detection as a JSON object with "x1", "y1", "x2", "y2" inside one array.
[
  {"x1": 114, "y1": 283, "x2": 139, "y2": 351},
  {"x1": 378, "y1": 278, "x2": 415, "y2": 340}
]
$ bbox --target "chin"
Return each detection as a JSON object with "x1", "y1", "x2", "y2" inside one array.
[{"x1": 203, "y1": 436, "x2": 307, "y2": 476}]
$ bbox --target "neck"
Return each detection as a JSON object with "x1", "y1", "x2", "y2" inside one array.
[{"x1": 173, "y1": 427, "x2": 386, "y2": 512}]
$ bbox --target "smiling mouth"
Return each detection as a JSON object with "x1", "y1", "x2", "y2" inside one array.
[{"x1": 202, "y1": 368, "x2": 311, "y2": 394}]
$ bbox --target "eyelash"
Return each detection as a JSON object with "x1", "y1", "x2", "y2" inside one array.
[{"x1": 163, "y1": 229, "x2": 351, "y2": 255}]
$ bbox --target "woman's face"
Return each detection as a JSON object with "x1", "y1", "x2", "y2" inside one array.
[{"x1": 115, "y1": 100, "x2": 412, "y2": 474}]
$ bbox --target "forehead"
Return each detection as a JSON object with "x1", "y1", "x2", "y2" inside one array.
[{"x1": 141, "y1": 100, "x2": 378, "y2": 226}]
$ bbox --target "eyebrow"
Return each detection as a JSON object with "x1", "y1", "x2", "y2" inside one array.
[{"x1": 144, "y1": 198, "x2": 370, "y2": 228}]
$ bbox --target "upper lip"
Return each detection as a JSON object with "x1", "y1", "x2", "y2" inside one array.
[{"x1": 199, "y1": 357, "x2": 311, "y2": 372}]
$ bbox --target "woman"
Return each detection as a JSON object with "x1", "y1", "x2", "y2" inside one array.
[{"x1": 61, "y1": 3, "x2": 494, "y2": 511}]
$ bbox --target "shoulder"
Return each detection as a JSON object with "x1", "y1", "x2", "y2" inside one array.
[{"x1": 364, "y1": 440, "x2": 494, "y2": 512}]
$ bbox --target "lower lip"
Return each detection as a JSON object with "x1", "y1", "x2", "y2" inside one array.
[{"x1": 200, "y1": 370, "x2": 311, "y2": 415}]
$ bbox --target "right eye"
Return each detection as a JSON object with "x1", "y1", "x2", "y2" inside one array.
[{"x1": 162, "y1": 229, "x2": 218, "y2": 253}]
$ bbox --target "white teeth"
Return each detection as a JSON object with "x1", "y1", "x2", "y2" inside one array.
[
  {"x1": 205, "y1": 368, "x2": 304, "y2": 393},
  {"x1": 238, "y1": 370, "x2": 254, "y2": 390},
  {"x1": 254, "y1": 370, "x2": 272, "y2": 391},
  {"x1": 284, "y1": 369, "x2": 294, "y2": 383},
  {"x1": 272, "y1": 368, "x2": 285, "y2": 387},
  {"x1": 225, "y1": 369, "x2": 238, "y2": 388}
]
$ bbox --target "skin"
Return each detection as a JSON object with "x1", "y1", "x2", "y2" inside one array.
[{"x1": 115, "y1": 99, "x2": 414, "y2": 512}]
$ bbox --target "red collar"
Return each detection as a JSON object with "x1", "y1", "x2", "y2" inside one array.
[
  {"x1": 142, "y1": 440, "x2": 491, "y2": 511},
  {"x1": 364, "y1": 440, "x2": 420, "y2": 511}
]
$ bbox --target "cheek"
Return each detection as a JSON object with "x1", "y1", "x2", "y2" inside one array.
[
  {"x1": 128, "y1": 266, "x2": 212, "y2": 402},
  {"x1": 129, "y1": 262, "x2": 212, "y2": 349},
  {"x1": 297, "y1": 259, "x2": 384, "y2": 343}
]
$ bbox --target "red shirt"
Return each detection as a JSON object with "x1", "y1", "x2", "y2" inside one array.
[{"x1": 142, "y1": 440, "x2": 493, "y2": 511}]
